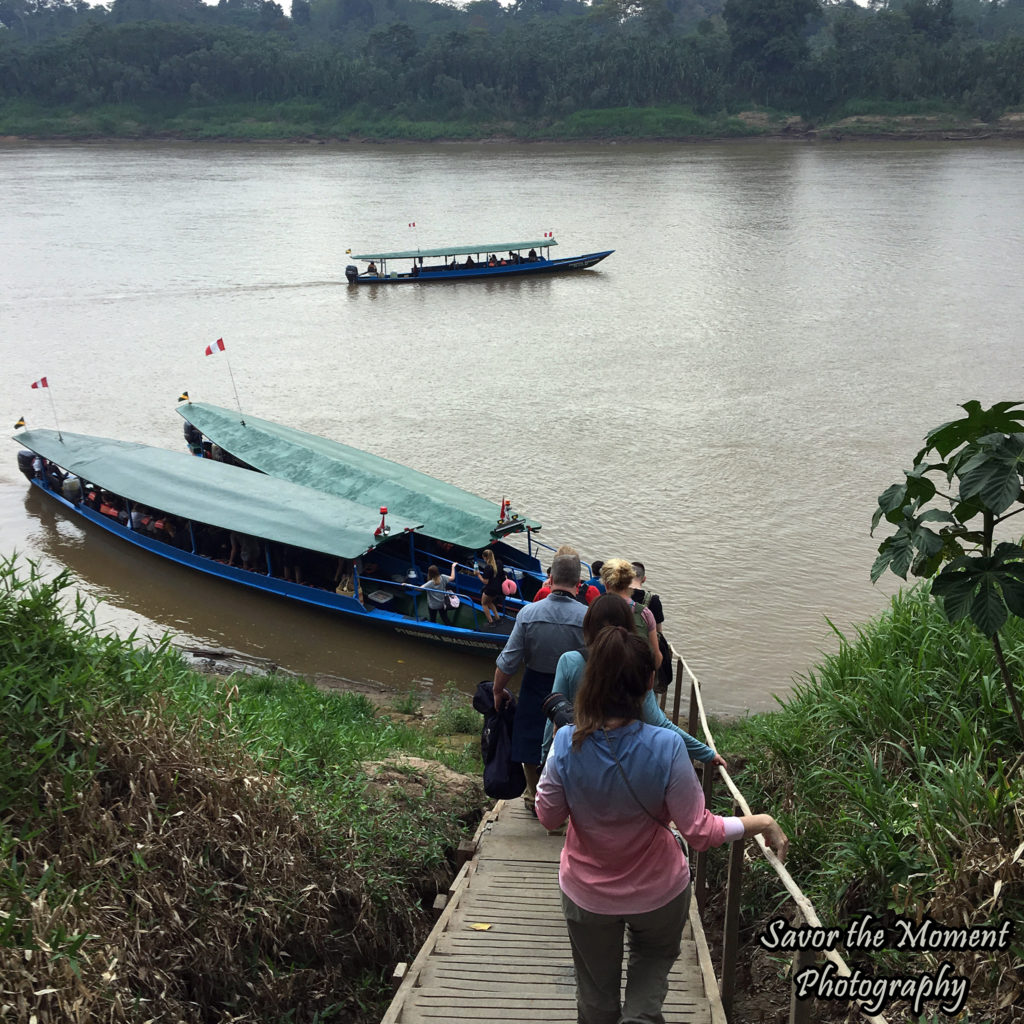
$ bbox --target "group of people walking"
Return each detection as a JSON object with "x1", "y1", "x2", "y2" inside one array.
[{"x1": 490, "y1": 548, "x2": 788, "y2": 1024}]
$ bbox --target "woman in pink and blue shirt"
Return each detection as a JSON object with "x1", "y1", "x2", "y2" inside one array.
[{"x1": 536, "y1": 625, "x2": 788, "y2": 1024}]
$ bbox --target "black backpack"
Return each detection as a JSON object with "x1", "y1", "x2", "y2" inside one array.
[{"x1": 473, "y1": 681, "x2": 526, "y2": 800}]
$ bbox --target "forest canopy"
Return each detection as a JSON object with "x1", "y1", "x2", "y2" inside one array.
[{"x1": 1, "y1": 0, "x2": 1023, "y2": 132}]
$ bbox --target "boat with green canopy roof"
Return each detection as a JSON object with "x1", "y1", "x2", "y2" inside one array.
[
  {"x1": 13, "y1": 427, "x2": 525, "y2": 652},
  {"x1": 176, "y1": 402, "x2": 540, "y2": 550},
  {"x1": 344, "y1": 237, "x2": 612, "y2": 283}
]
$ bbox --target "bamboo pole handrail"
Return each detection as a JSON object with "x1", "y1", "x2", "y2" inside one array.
[{"x1": 665, "y1": 637, "x2": 889, "y2": 1024}]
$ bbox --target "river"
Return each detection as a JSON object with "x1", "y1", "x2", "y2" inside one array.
[{"x1": 1, "y1": 139, "x2": 1022, "y2": 715}]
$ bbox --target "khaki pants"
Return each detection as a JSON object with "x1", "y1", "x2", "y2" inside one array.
[
  {"x1": 522, "y1": 762, "x2": 541, "y2": 803},
  {"x1": 561, "y1": 885, "x2": 690, "y2": 1024}
]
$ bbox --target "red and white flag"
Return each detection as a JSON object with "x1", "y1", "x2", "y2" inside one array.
[
  {"x1": 31, "y1": 377, "x2": 48, "y2": 389},
  {"x1": 544, "y1": 231, "x2": 553, "y2": 238},
  {"x1": 408, "y1": 222, "x2": 416, "y2": 228},
  {"x1": 205, "y1": 338, "x2": 225, "y2": 356}
]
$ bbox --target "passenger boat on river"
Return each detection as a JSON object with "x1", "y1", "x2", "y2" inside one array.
[
  {"x1": 13, "y1": 428, "x2": 529, "y2": 653},
  {"x1": 344, "y1": 237, "x2": 612, "y2": 284},
  {"x1": 176, "y1": 401, "x2": 550, "y2": 601}
]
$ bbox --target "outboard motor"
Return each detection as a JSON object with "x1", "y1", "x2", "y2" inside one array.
[
  {"x1": 17, "y1": 450, "x2": 35, "y2": 481},
  {"x1": 345, "y1": 264, "x2": 360, "y2": 283}
]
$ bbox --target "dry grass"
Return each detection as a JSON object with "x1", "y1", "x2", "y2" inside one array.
[{"x1": 1, "y1": 696, "x2": 453, "y2": 1024}]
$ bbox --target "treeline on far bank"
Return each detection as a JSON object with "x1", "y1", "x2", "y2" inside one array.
[{"x1": 1, "y1": 0, "x2": 1023, "y2": 139}]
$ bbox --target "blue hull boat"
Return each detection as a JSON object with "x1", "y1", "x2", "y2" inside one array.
[
  {"x1": 344, "y1": 237, "x2": 612, "y2": 284},
  {"x1": 14, "y1": 430, "x2": 524, "y2": 653}
]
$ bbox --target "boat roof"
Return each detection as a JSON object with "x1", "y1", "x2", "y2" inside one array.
[
  {"x1": 15, "y1": 428, "x2": 420, "y2": 560},
  {"x1": 350, "y1": 239, "x2": 557, "y2": 261},
  {"x1": 176, "y1": 402, "x2": 540, "y2": 549}
]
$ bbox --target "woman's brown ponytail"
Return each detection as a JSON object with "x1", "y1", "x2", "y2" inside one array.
[{"x1": 572, "y1": 625, "x2": 654, "y2": 749}]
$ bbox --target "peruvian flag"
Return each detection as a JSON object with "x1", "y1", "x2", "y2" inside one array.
[
  {"x1": 31, "y1": 377, "x2": 48, "y2": 389},
  {"x1": 408, "y1": 222, "x2": 416, "y2": 228},
  {"x1": 205, "y1": 338, "x2": 225, "y2": 356},
  {"x1": 544, "y1": 231, "x2": 553, "y2": 238}
]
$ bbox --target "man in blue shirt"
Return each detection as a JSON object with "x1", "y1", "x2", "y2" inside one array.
[{"x1": 492, "y1": 552, "x2": 586, "y2": 811}]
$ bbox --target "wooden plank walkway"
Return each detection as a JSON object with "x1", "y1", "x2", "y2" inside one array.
[{"x1": 381, "y1": 799, "x2": 727, "y2": 1024}]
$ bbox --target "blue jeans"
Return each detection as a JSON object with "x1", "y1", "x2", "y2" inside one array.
[{"x1": 561, "y1": 885, "x2": 691, "y2": 1024}]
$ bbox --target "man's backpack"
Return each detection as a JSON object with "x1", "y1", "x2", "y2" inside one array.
[
  {"x1": 632, "y1": 591, "x2": 673, "y2": 693},
  {"x1": 631, "y1": 589, "x2": 654, "y2": 640},
  {"x1": 473, "y1": 681, "x2": 526, "y2": 800}
]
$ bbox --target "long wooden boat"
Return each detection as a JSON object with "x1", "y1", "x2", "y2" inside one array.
[
  {"x1": 344, "y1": 237, "x2": 612, "y2": 284},
  {"x1": 176, "y1": 401, "x2": 549, "y2": 599},
  {"x1": 13, "y1": 428, "x2": 525, "y2": 653}
]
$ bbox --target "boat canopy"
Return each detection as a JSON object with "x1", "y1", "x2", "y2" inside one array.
[
  {"x1": 15, "y1": 428, "x2": 419, "y2": 559},
  {"x1": 350, "y1": 239, "x2": 557, "y2": 261},
  {"x1": 176, "y1": 402, "x2": 540, "y2": 550}
]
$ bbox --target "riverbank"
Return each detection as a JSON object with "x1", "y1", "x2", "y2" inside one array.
[
  {"x1": 0, "y1": 556, "x2": 489, "y2": 1024},
  {"x1": 3, "y1": 102, "x2": 1024, "y2": 145},
  {"x1": 4, "y1": 548, "x2": 1021, "y2": 1023},
  {"x1": 707, "y1": 586, "x2": 1023, "y2": 1023}
]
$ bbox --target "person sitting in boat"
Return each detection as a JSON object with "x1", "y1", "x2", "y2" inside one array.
[
  {"x1": 508, "y1": 251, "x2": 520, "y2": 264},
  {"x1": 99, "y1": 492, "x2": 123, "y2": 520},
  {"x1": 183, "y1": 419, "x2": 203, "y2": 456},
  {"x1": 528, "y1": 248, "x2": 538, "y2": 261},
  {"x1": 487, "y1": 254, "x2": 497, "y2": 267},
  {"x1": 45, "y1": 461, "x2": 67, "y2": 492},
  {"x1": 366, "y1": 261, "x2": 378, "y2": 276},
  {"x1": 229, "y1": 531, "x2": 262, "y2": 571},
  {"x1": 160, "y1": 516, "x2": 191, "y2": 552},
  {"x1": 464, "y1": 255, "x2": 475, "y2": 268}
]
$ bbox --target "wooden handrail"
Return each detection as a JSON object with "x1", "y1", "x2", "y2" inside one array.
[{"x1": 664, "y1": 637, "x2": 889, "y2": 1024}]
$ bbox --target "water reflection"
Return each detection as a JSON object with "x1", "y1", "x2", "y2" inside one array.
[{"x1": 20, "y1": 485, "x2": 498, "y2": 697}]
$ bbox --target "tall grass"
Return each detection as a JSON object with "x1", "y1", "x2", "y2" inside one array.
[
  {"x1": 0, "y1": 556, "x2": 486, "y2": 1023},
  {"x1": 712, "y1": 585, "x2": 1023, "y2": 1019}
]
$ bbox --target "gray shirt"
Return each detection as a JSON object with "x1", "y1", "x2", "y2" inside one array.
[{"x1": 496, "y1": 590, "x2": 586, "y2": 675}]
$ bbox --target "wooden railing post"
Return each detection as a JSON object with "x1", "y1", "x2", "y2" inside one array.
[
  {"x1": 693, "y1": 760, "x2": 714, "y2": 914},
  {"x1": 790, "y1": 946, "x2": 816, "y2": 1024},
  {"x1": 720, "y1": 800, "x2": 744, "y2": 1021},
  {"x1": 675, "y1": 655, "x2": 685, "y2": 728},
  {"x1": 686, "y1": 669, "x2": 698, "y2": 735}
]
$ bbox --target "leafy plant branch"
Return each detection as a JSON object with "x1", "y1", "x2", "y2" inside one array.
[{"x1": 871, "y1": 400, "x2": 1024, "y2": 742}]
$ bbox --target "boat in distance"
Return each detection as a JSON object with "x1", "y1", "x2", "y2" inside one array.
[
  {"x1": 344, "y1": 237, "x2": 613, "y2": 284},
  {"x1": 13, "y1": 428, "x2": 533, "y2": 653}
]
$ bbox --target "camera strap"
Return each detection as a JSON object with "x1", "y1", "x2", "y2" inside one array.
[{"x1": 602, "y1": 729, "x2": 684, "y2": 847}]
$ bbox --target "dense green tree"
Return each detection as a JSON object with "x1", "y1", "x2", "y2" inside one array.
[
  {"x1": 723, "y1": 0, "x2": 820, "y2": 101},
  {"x1": 0, "y1": 0, "x2": 1022, "y2": 127}
]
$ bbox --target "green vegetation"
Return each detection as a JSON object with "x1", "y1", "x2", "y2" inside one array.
[
  {"x1": 710, "y1": 585, "x2": 1023, "y2": 1020},
  {"x1": 0, "y1": 555, "x2": 486, "y2": 1024},
  {"x1": 433, "y1": 682, "x2": 480, "y2": 737},
  {"x1": 1, "y1": 0, "x2": 1024, "y2": 140},
  {"x1": 872, "y1": 400, "x2": 1024, "y2": 740}
]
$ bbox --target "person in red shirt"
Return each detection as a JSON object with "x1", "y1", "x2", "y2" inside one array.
[{"x1": 533, "y1": 545, "x2": 599, "y2": 605}]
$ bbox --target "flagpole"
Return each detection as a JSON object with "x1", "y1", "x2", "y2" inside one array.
[
  {"x1": 224, "y1": 354, "x2": 245, "y2": 426},
  {"x1": 47, "y1": 384, "x2": 62, "y2": 441}
]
